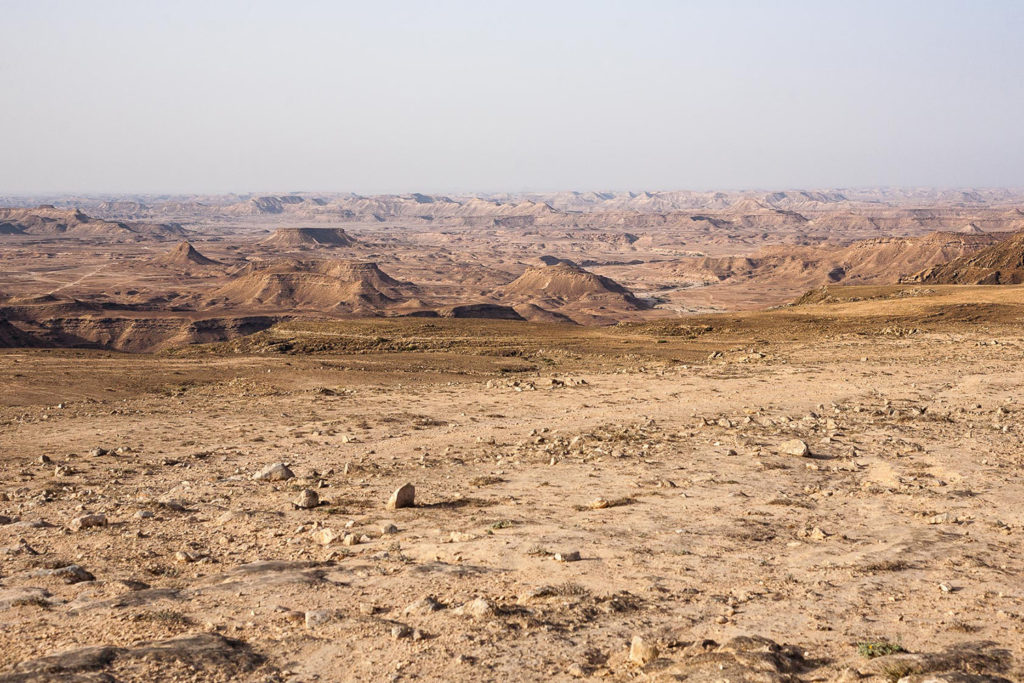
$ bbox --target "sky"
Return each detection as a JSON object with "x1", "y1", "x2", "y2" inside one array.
[{"x1": 1, "y1": 0, "x2": 1022, "y2": 194}]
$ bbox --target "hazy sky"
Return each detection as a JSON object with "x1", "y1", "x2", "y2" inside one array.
[{"x1": 1, "y1": 0, "x2": 1022, "y2": 194}]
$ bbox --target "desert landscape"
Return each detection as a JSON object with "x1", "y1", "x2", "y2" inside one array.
[
  {"x1": 2, "y1": 190, "x2": 1024, "y2": 682},
  {"x1": 4, "y1": 1, "x2": 1024, "y2": 680}
]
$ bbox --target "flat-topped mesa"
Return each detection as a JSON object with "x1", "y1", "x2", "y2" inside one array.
[
  {"x1": 499, "y1": 263, "x2": 648, "y2": 310},
  {"x1": 155, "y1": 241, "x2": 221, "y2": 267},
  {"x1": 259, "y1": 227, "x2": 356, "y2": 248},
  {"x1": 209, "y1": 259, "x2": 413, "y2": 311}
]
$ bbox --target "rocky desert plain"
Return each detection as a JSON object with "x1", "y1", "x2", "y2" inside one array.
[{"x1": 2, "y1": 188, "x2": 1024, "y2": 682}]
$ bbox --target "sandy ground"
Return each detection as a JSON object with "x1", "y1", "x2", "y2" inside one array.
[{"x1": 1, "y1": 315, "x2": 1022, "y2": 682}]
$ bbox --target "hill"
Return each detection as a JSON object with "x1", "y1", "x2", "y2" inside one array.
[
  {"x1": 0, "y1": 206, "x2": 183, "y2": 240},
  {"x1": 259, "y1": 228, "x2": 356, "y2": 248},
  {"x1": 908, "y1": 231, "x2": 1024, "y2": 284},
  {"x1": 498, "y1": 263, "x2": 647, "y2": 311},
  {"x1": 209, "y1": 259, "x2": 412, "y2": 311},
  {"x1": 658, "y1": 231, "x2": 1009, "y2": 288},
  {"x1": 154, "y1": 241, "x2": 221, "y2": 267}
]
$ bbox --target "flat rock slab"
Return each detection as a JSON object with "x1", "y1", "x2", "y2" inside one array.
[{"x1": 0, "y1": 633, "x2": 262, "y2": 683}]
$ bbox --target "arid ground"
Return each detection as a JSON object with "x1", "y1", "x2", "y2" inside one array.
[{"x1": 2, "y1": 192, "x2": 1024, "y2": 681}]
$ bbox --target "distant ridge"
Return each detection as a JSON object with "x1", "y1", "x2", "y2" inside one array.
[
  {"x1": 0, "y1": 206, "x2": 183, "y2": 240},
  {"x1": 909, "y1": 231, "x2": 1024, "y2": 285}
]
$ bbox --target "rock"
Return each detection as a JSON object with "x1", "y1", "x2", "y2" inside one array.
[
  {"x1": 174, "y1": 551, "x2": 198, "y2": 563},
  {"x1": 456, "y1": 597, "x2": 497, "y2": 619},
  {"x1": 293, "y1": 489, "x2": 319, "y2": 509},
  {"x1": 253, "y1": 462, "x2": 294, "y2": 481},
  {"x1": 629, "y1": 635, "x2": 659, "y2": 666},
  {"x1": 780, "y1": 439, "x2": 811, "y2": 457},
  {"x1": 391, "y1": 624, "x2": 413, "y2": 639},
  {"x1": 380, "y1": 522, "x2": 399, "y2": 535},
  {"x1": 554, "y1": 551, "x2": 581, "y2": 562},
  {"x1": 69, "y1": 514, "x2": 107, "y2": 532},
  {"x1": 30, "y1": 565, "x2": 94, "y2": 584},
  {"x1": 386, "y1": 483, "x2": 415, "y2": 510},
  {"x1": 341, "y1": 533, "x2": 358, "y2": 546},
  {"x1": 2, "y1": 632, "x2": 259, "y2": 679},
  {"x1": 310, "y1": 528, "x2": 339, "y2": 546},
  {"x1": 135, "y1": 510, "x2": 154, "y2": 519},
  {"x1": 404, "y1": 596, "x2": 443, "y2": 616},
  {"x1": 304, "y1": 609, "x2": 334, "y2": 628},
  {"x1": 282, "y1": 609, "x2": 305, "y2": 624},
  {"x1": 156, "y1": 498, "x2": 188, "y2": 512},
  {"x1": 0, "y1": 587, "x2": 51, "y2": 610},
  {"x1": 897, "y1": 674, "x2": 1004, "y2": 682},
  {"x1": 588, "y1": 498, "x2": 609, "y2": 509},
  {"x1": 88, "y1": 447, "x2": 109, "y2": 457}
]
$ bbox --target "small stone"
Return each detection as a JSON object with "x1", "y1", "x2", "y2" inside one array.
[
  {"x1": 305, "y1": 609, "x2": 334, "y2": 628},
  {"x1": 780, "y1": 439, "x2": 810, "y2": 457},
  {"x1": 386, "y1": 483, "x2": 415, "y2": 510},
  {"x1": 404, "y1": 596, "x2": 443, "y2": 616},
  {"x1": 293, "y1": 489, "x2": 319, "y2": 509},
  {"x1": 53, "y1": 465, "x2": 74, "y2": 477},
  {"x1": 457, "y1": 597, "x2": 497, "y2": 619},
  {"x1": 391, "y1": 624, "x2": 413, "y2": 639},
  {"x1": 341, "y1": 533, "x2": 358, "y2": 546},
  {"x1": 310, "y1": 528, "x2": 339, "y2": 546},
  {"x1": 253, "y1": 463, "x2": 294, "y2": 481},
  {"x1": 33, "y1": 564, "x2": 94, "y2": 584},
  {"x1": 380, "y1": 522, "x2": 399, "y2": 535},
  {"x1": 69, "y1": 514, "x2": 107, "y2": 532},
  {"x1": 567, "y1": 663, "x2": 586, "y2": 678},
  {"x1": 554, "y1": 551, "x2": 581, "y2": 563},
  {"x1": 588, "y1": 498, "x2": 609, "y2": 510},
  {"x1": 135, "y1": 510, "x2": 154, "y2": 519},
  {"x1": 358, "y1": 603, "x2": 376, "y2": 616},
  {"x1": 282, "y1": 609, "x2": 305, "y2": 624},
  {"x1": 629, "y1": 635, "x2": 658, "y2": 666},
  {"x1": 38, "y1": 455, "x2": 52, "y2": 464},
  {"x1": 174, "y1": 551, "x2": 197, "y2": 563},
  {"x1": 88, "y1": 447, "x2": 109, "y2": 457}
]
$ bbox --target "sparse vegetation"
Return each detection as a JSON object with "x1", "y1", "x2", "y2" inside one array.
[{"x1": 858, "y1": 639, "x2": 906, "y2": 659}]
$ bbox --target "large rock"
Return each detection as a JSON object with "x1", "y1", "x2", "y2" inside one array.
[
  {"x1": 69, "y1": 514, "x2": 107, "y2": 532},
  {"x1": 629, "y1": 635, "x2": 659, "y2": 666},
  {"x1": 386, "y1": 483, "x2": 415, "y2": 510},
  {"x1": 780, "y1": 439, "x2": 810, "y2": 456},
  {"x1": 253, "y1": 463, "x2": 294, "y2": 481}
]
